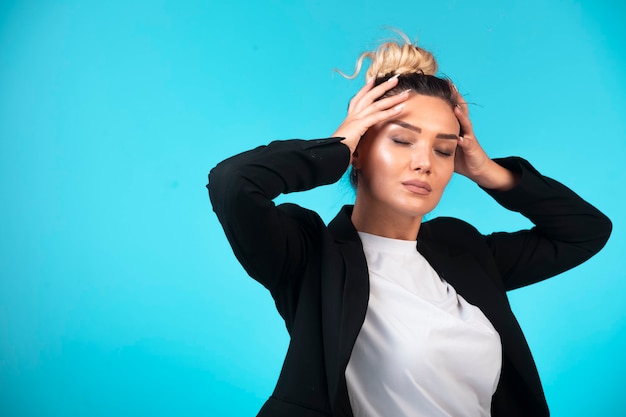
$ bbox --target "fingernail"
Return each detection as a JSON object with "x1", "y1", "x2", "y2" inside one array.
[
  {"x1": 402, "y1": 89, "x2": 412, "y2": 95},
  {"x1": 394, "y1": 103, "x2": 405, "y2": 111},
  {"x1": 387, "y1": 74, "x2": 400, "y2": 82}
]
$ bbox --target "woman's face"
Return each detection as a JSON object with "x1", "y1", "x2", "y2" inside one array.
[{"x1": 353, "y1": 94, "x2": 460, "y2": 221}]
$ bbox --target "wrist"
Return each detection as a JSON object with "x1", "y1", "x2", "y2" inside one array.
[
  {"x1": 338, "y1": 135, "x2": 358, "y2": 153},
  {"x1": 472, "y1": 160, "x2": 519, "y2": 191},
  {"x1": 338, "y1": 136, "x2": 359, "y2": 164}
]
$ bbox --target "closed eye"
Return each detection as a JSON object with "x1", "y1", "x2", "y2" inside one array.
[
  {"x1": 391, "y1": 138, "x2": 412, "y2": 145},
  {"x1": 435, "y1": 149, "x2": 454, "y2": 157}
]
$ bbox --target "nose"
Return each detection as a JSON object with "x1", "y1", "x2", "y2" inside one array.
[{"x1": 410, "y1": 145, "x2": 432, "y2": 173}]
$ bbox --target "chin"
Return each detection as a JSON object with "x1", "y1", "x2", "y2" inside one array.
[{"x1": 394, "y1": 203, "x2": 435, "y2": 219}]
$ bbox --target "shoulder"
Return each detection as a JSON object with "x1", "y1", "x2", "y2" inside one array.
[
  {"x1": 423, "y1": 216, "x2": 483, "y2": 243},
  {"x1": 279, "y1": 202, "x2": 326, "y2": 223},
  {"x1": 422, "y1": 216, "x2": 493, "y2": 258},
  {"x1": 278, "y1": 203, "x2": 330, "y2": 241}
]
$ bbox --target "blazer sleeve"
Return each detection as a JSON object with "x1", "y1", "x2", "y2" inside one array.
[
  {"x1": 483, "y1": 157, "x2": 612, "y2": 291},
  {"x1": 207, "y1": 137, "x2": 351, "y2": 293}
]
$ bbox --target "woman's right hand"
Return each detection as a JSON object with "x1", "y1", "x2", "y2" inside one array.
[{"x1": 332, "y1": 75, "x2": 410, "y2": 160}]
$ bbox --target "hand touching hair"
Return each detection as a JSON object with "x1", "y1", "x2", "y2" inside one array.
[
  {"x1": 338, "y1": 31, "x2": 456, "y2": 110},
  {"x1": 334, "y1": 30, "x2": 516, "y2": 191},
  {"x1": 333, "y1": 31, "x2": 459, "y2": 169}
]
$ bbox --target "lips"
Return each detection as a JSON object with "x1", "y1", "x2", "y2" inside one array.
[{"x1": 401, "y1": 179, "x2": 432, "y2": 195}]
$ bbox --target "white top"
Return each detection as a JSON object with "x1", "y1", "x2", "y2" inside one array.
[{"x1": 345, "y1": 232, "x2": 502, "y2": 417}]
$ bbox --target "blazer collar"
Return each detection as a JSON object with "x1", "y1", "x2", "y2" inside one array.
[
  {"x1": 404, "y1": 218, "x2": 547, "y2": 406},
  {"x1": 325, "y1": 206, "x2": 368, "y2": 416},
  {"x1": 325, "y1": 206, "x2": 543, "y2": 412}
]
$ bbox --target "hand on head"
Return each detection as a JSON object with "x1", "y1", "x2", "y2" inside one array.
[
  {"x1": 448, "y1": 84, "x2": 491, "y2": 179},
  {"x1": 450, "y1": 84, "x2": 519, "y2": 190},
  {"x1": 333, "y1": 75, "x2": 410, "y2": 160},
  {"x1": 334, "y1": 31, "x2": 518, "y2": 191}
]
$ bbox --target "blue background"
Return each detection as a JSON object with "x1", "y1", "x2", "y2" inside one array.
[{"x1": 1, "y1": 0, "x2": 624, "y2": 415}]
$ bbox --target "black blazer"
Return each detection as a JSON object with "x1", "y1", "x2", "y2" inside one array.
[{"x1": 208, "y1": 137, "x2": 611, "y2": 417}]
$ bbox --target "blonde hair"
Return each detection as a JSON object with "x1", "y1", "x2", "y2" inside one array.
[
  {"x1": 339, "y1": 31, "x2": 438, "y2": 80},
  {"x1": 340, "y1": 32, "x2": 458, "y2": 189}
]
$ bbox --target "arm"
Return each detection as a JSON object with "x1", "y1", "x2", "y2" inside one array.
[
  {"x1": 208, "y1": 78, "x2": 408, "y2": 293},
  {"x1": 207, "y1": 138, "x2": 350, "y2": 292},
  {"x1": 484, "y1": 157, "x2": 612, "y2": 290},
  {"x1": 449, "y1": 86, "x2": 611, "y2": 290},
  {"x1": 448, "y1": 88, "x2": 611, "y2": 290}
]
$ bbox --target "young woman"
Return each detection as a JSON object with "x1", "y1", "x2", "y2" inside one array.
[{"x1": 208, "y1": 35, "x2": 611, "y2": 417}]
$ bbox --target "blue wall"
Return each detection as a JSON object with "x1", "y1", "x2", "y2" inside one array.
[{"x1": 1, "y1": 0, "x2": 624, "y2": 415}]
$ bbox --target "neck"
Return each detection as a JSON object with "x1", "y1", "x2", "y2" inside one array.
[{"x1": 351, "y1": 201, "x2": 422, "y2": 241}]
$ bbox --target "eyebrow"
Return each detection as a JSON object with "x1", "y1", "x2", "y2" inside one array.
[{"x1": 390, "y1": 120, "x2": 459, "y2": 140}]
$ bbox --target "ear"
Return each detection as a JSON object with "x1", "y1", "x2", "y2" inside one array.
[{"x1": 351, "y1": 149, "x2": 361, "y2": 169}]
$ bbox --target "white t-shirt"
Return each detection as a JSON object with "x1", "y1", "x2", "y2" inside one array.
[{"x1": 345, "y1": 232, "x2": 502, "y2": 417}]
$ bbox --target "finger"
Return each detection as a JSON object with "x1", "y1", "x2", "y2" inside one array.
[
  {"x1": 348, "y1": 77, "x2": 376, "y2": 113},
  {"x1": 360, "y1": 99, "x2": 408, "y2": 129},
  {"x1": 455, "y1": 92, "x2": 469, "y2": 117},
  {"x1": 363, "y1": 74, "x2": 401, "y2": 102},
  {"x1": 454, "y1": 103, "x2": 474, "y2": 139},
  {"x1": 448, "y1": 82, "x2": 470, "y2": 116},
  {"x1": 454, "y1": 109, "x2": 483, "y2": 156},
  {"x1": 357, "y1": 89, "x2": 410, "y2": 119},
  {"x1": 342, "y1": 91, "x2": 409, "y2": 141},
  {"x1": 352, "y1": 74, "x2": 401, "y2": 113}
]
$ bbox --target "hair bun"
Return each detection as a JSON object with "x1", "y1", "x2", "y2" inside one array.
[
  {"x1": 366, "y1": 41, "x2": 438, "y2": 78},
  {"x1": 339, "y1": 31, "x2": 438, "y2": 80}
]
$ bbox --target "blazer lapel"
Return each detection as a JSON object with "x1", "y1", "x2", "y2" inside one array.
[
  {"x1": 324, "y1": 206, "x2": 369, "y2": 416},
  {"x1": 322, "y1": 210, "x2": 545, "y2": 414},
  {"x1": 418, "y1": 222, "x2": 547, "y2": 405}
]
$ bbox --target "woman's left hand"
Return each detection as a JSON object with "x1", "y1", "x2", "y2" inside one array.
[
  {"x1": 452, "y1": 85, "x2": 518, "y2": 191},
  {"x1": 451, "y1": 88, "x2": 490, "y2": 179}
]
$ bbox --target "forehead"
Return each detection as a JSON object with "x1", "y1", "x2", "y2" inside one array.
[{"x1": 398, "y1": 94, "x2": 458, "y2": 131}]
